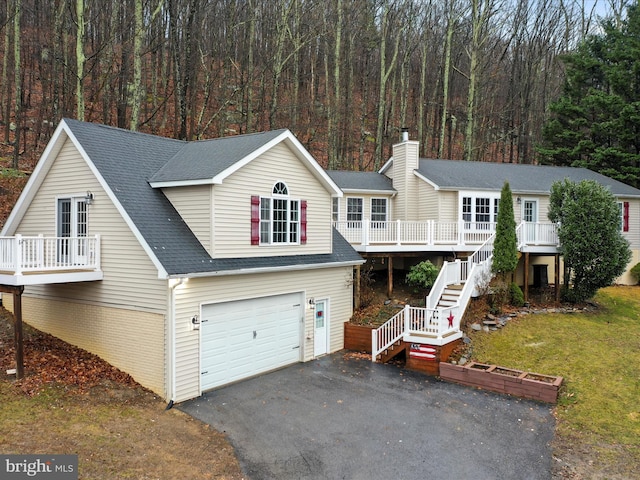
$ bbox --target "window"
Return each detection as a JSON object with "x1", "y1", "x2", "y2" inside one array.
[
  {"x1": 371, "y1": 198, "x2": 388, "y2": 226},
  {"x1": 462, "y1": 197, "x2": 472, "y2": 222},
  {"x1": 332, "y1": 197, "x2": 340, "y2": 222},
  {"x1": 251, "y1": 183, "x2": 306, "y2": 245},
  {"x1": 475, "y1": 197, "x2": 491, "y2": 227},
  {"x1": 346, "y1": 198, "x2": 363, "y2": 226},
  {"x1": 461, "y1": 194, "x2": 500, "y2": 228}
]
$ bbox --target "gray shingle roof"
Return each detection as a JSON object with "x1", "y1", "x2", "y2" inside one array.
[
  {"x1": 63, "y1": 119, "x2": 362, "y2": 276},
  {"x1": 416, "y1": 158, "x2": 640, "y2": 197},
  {"x1": 326, "y1": 170, "x2": 395, "y2": 192},
  {"x1": 150, "y1": 129, "x2": 288, "y2": 183}
]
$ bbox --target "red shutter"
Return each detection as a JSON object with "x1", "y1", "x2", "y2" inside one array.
[
  {"x1": 301, "y1": 200, "x2": 307, "y2": 244},
  {"x1": 251, "y1": 196, "x2": 260, "y2": 245},
  {"x1": 623, "y1": 201, "x2": 630, "y2": 232}
]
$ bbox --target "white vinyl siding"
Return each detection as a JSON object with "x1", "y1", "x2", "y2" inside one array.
[
  {"x1": 163, "y1": 185, "x2": 212, "y2": 253},
  {"x1": 172, "y1": 266, "x2": 353, "y2": 402},
  {"x1": 211, "y1": 142, "x2": 331, "y2": 257},
  {"x1": 14, "y1": 139, "x2": 166, "y2": 312}
]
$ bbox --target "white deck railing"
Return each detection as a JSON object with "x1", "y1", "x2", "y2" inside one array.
[
  {"x1": 335, "y1": 219, "x2": 558, "y2": 249},
  {"x1": 0, "y1": 235, "x2": 101, "y2": 274},
  {"x1": 371, "y1": 231, "x2": 498, "y2": 360},
  {"x1": 516, "y1": 222, "x2": 559, "y2": 248}
]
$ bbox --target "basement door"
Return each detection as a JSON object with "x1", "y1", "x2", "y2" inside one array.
[{"x1": 200, "y1": 293, "x2": 303, "y2": 392}]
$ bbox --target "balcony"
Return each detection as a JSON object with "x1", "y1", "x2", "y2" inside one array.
[
  {"x1": 334, "y1": 220, "x2": 559, "y2": 253},
  {"x1": 0, "y1": 235, "x2": 103, "y2": 286}
]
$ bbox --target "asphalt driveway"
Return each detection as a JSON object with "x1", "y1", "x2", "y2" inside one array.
[{"x1": 180, "y1": 353, "x2": 555, "y2": 480}]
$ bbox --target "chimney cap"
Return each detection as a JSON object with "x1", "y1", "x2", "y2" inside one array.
[{"x1": 401, "y1": 127, "x2": 409, "y2": 142}]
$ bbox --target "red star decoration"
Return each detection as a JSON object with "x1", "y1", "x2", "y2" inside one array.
[{"x1": 447, "y1": 313, "x2": 455, "y2": 328}]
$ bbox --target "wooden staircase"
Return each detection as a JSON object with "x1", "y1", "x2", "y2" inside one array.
[
  {"x1": 437, "y1": 284, "x2": 464, "y2": 309},
  {"x1": 376, "y1": 340, "x2": 407, "y2": 363}
]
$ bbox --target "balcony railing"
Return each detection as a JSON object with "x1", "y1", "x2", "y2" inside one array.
[
  {"x1": 0, "y1": 234, "x2": 101, "y2": 275},
  {"x1": 335, "y1": 219, "x2": 559, "y2": 249}
]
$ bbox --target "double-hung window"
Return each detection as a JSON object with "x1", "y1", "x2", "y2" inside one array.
[
  {"x1": 346, "y1": 198, "x2": 363, "y2": 227},
  {"x1": 252, "y1": 182, "x2": 306, "y2": 245},
  {"x1": 371, "y1": 198, "x2": 388, "y2": 227}
]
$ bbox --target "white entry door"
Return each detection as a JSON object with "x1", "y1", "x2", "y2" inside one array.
[
  {"x1": 523, "y1": 199, "x2": 538, "y2": 244},
  {"x1": 200, "y1": 293, "x2": 302, "y2": 392},
  {"x1": 314, "y1": 299, "x2": 328, "y2": 357},
  {"x1": 57, "y1": 197, "x2": 89, "y2": 264}
]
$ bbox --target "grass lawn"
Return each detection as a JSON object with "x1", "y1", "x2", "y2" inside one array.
[{"x1": 469, "y1": 285, "x2": 640, "y2": 479}]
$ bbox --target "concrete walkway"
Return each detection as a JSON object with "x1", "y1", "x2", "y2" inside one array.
[{"x1": 180, "y1": 353, "x2": 555, "y2": 480}]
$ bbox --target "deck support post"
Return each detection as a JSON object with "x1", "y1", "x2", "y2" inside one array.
[
  {"x1": 354, "y1": 264, "x2": 361, "y2": 309},
  {"x1": 523, "y1": 252, "x2": 530, "y2": 302},
  {"x1": 554, "y1": 254, "x2": 560, "y2": 303},
  {"x1": 1, "y1": 285, "x2": 25, "y2": 379},
  {"x1": 387, "y1": 256, "x2": 393, "y2": 298}
]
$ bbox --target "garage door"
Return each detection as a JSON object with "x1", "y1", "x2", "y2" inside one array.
[{"x1": 200, "y1": 292, "x2": 303, "y2": 391}]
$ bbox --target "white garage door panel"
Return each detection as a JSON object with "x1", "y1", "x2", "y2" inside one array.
[{"x1": 201, "y1": 293, "x2": 302, "y2": 391}]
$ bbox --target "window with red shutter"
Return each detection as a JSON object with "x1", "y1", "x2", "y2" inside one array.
[
  {"x1": 623, "y1": 201, "x2": 629, "y2": 232},
  {"x1": 251, "y1": 196, "x2": 260, "y2": 245},
  {"x1": 301, "y1": 200, "x2": 307, "y2": 244},
  {"x1": 251, "y1": 184, "x2": 306, "y2": 245}
]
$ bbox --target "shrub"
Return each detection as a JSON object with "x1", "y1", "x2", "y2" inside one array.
[
  {"x1": 510, "y1": 282, "x2": 525, "y2": 307},
  {"x1": 630, "y1": 263, "x2": 640, "y2": 285},
  {"x1": 406, "y1": 260, "x2": 439, "y2": 292}
]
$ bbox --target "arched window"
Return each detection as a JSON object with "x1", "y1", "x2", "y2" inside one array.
[{"x1": 272, "y1": 182, "x2": 289, "y2": 196}]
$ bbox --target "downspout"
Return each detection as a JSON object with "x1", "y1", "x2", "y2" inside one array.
[{"x1": 166, "y1": 277, "x2": 185, "y2": 410}]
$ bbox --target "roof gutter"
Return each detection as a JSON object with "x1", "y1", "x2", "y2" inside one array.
[{"x1": 166, "y1": 259, "x2": 365, "y2": 280}]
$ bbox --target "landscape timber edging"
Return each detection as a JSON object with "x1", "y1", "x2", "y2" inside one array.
[{"x1": 439, "y1": 361, "x2": 563, "y2": 404}]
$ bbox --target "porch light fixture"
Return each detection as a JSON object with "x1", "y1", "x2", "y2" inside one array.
[
  {"x1": 308, "y1": 297, "x2": 315, "y2": 308},
  {"x1": 85, "y1": 191, "x2": 94, "y2": 205},
  {"x1": 516, "y1": 197, "x2": 521, "y2": 205}
]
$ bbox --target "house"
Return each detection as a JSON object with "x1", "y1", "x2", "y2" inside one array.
[
  {"x1": 328, "y1": 130, "x2": 640, "y2": 366},
  {"x1": 0, "y1": 119, "x2": 364, "y2": 404},
  {"x1": 330, "y1": 130, "x2": 640, "y2": 290}
]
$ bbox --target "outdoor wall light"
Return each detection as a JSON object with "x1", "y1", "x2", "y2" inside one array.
[
  {"x1": 308, "y1": 297, "x2": 315, "y2": 308},
  {"x1": 85, "y1": 191, "x2": 94, "y2": 205},
  {"x1": 517, "y1": 197, "x2": 522, "y2": 205}
]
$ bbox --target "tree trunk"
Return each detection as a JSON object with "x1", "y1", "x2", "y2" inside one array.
[{"x1": 75, "y1": 0, "x2": 85, "y2": 121}]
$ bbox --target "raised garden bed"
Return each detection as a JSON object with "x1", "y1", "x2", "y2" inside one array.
[
  {"x1": 344, "y1": 323, "x2": 374, "y2": 353},
  {"x1": 439, "y1": 361, "x2": 563, "y2": 404}
]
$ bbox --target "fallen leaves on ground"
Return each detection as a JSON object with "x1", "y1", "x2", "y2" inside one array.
[{"x1": 0, "y1": 309, "x2": 139, "y2": 396}]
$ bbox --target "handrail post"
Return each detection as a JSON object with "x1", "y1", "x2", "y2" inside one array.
[
  {"x1": 396, "y1": 219, "x2": 401, "y2": 245},
  {"x1": 362, "y1": 219, "x2": 369, "y2": 246},
  {"x1": 94, "y1": 234, "x2": 101, "y2": 270},
  {"x1": 14, "y1": 234, "x2": 23, "y2": 275},
  {"x1": 458, "y1": 219, "x2": 464, "y2": 245},
  {"x1": 404, "y1": 305, "x2": 410, "y2": 335},
  {"x1": 371, "y1": 328, "x2": 377, "y2": 362}
]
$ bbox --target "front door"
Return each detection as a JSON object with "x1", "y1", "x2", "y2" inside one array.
[
  {"x1": 523, "y1": 199, "x2": 538, "y2": 244},
  {"x1": 57, "y1": 197, "x2": 88, "y2": 264},
  {"x1": 314, "y1": 300, "x2": 328, "y2": 357}
]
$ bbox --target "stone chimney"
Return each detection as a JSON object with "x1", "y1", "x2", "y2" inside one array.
[{"x1": 391, "y1": 128, "x2": 420, "y2": 221}]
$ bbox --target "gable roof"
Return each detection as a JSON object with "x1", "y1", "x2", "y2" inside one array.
[
  {"x1": 3, "y1": 119, "x2": 361, "y2": 278},
  {"x1": 326, "y1": 170, "x2": 396, "y2": 194},
  {"x1": 415, "y1": 159, "x2": 640, "y2": 197}
]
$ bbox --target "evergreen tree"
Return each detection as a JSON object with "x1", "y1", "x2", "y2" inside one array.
[
  {"x1": 538, "y1": 4, "x2": 640, "y2": 188},
  {"x1": 492, "y1": 181, "x2": 518, "y2": 277},
  {"x1": 549, "y1": 179, "x2": 631, "y2": 303}
]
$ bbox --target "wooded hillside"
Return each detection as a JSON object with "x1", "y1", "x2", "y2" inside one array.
[{"x1": 0, "y1": 0, "x2": 622, "y2": 177}]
